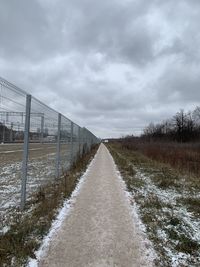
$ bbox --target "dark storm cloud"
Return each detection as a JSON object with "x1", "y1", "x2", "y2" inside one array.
[
  {"x1": 0, "y1": 0, "x2": 200, "y2": 137},
  {"x1": 1, "y1": 0, "x2": 156, "y2": 64},
  {"x1": 62, "y1": 0, "x2": 156, "y2": 66}
]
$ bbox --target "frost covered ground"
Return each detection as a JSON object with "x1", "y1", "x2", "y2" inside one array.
[
  {"x1": 28, "y1": 144, "x2": 155, "y2": 267},
  {"x1": 0, "y1": 144, "x2": 98, "y2": 267},
  {"x1": 27, "y1": 152, "x2": 93, "y2": 267},
  {"x1": 0, "y1": 143, "x2": 77, "y2": 231},
  {"x1": 108, "y1": 144, "x2": 200, "y2": 267},
  {"x1": 132, "y1": 169, "x2": 200, "y2": 266}
]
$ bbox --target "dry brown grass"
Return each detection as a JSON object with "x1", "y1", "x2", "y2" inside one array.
[
  {"x1": 122, "y1": 141, "x2": 200, "y2": 178},
  {"x1": 107, "y1": 143, "x2": 200, "y2": 266}
]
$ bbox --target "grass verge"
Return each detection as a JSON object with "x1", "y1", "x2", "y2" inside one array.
[
  {"x1": 107, "y1": 143, "x2": 200, "y2": 267},
  {"x1": 0, "y1": 145, "x2": 99, "y2": 267}
]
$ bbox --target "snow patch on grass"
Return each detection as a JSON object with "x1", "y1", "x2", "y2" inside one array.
[
  {"x1": 106, "y1": 149, "x2": 157, "y2": 266},
  {"x1": 0, "y1": 152, "x2": 70, "y2": 230},
  {"x1": 108, "y1": 146, "x2": 200, "y2": 266},
  {"x1": 27, "y1": 152, "x2": 97, "y2": 267}
]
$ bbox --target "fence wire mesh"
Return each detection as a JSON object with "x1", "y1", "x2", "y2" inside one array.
[{"x1": 0, "y1": 77, "x2": 99, "y2": 230}]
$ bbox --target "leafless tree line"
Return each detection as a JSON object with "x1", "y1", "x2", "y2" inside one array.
[{"x1": 142, "y1": 107, "x2": 200, "y2": 142}]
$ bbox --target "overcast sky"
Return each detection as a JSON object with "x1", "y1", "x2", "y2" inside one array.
[{"x1": 0, "y1": 0, "x2": 200, "y2": 138}]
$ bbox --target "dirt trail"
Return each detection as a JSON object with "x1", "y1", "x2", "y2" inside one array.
[{"x1": 39, "y1": 144, "x2": 152, "y2": 267}]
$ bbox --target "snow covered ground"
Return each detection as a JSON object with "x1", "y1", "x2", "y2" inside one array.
[
  {"x1": 111, "y1": 147, "x2": 200, "y2": 266},
  {"x1": 134, "y1": 168, "x2": 200, "y2": 266},
  {"x1": 0, "y1": 148, "x2": 72, "y2": 232},
  {"x1": 28, "y1": 144, "x2": 155, "y2": 267},
  {"x1": 27, "y1": 151, "x2": 94, "y2": 267}
]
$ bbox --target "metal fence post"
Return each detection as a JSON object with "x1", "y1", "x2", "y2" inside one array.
[
  {"x1": 2, "y1": 120, "x2": 5, "y2": 143},
  {"x1": 56, "y1": 113, "x2": 61, "y2": 178},
  {"x1": 83, "y1": 128, "x2": 86, "y2": 154},
  {"x1": 10, "y1": 122, "x2": 13, "y2": 142},
  {"x1": 86, "y1": 130, "x2": 88, "y2": 152},
  {"x1": 70, "y1": 121, "x2": 74, "y2": 166},
  {"x1": 80, "y1": 128, "x2": 83, "y2": 156},
  {"x1": 78, "y1": 126, "x2": 81, "y2": 158},
  {"x1": 40, "y1": 114, "x2": 44, "y2": 143},
  {"x1": 20, "y1": 94, "x2": 31, "y2": 210}
]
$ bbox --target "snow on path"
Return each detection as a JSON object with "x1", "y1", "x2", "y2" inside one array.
[{"x1": 37, "y1": 144, "x2": 153, "y2": 267}]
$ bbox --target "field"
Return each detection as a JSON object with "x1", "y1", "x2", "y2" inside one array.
[
  {"x1": 121, "y1": 140, "x2": 200, "y2": 178},
  {"x1": 107, "y1": 142, "x2": 200, "y2": 266},
  {"x1": 0, "y1": 142, "x2": 78, "y2": 232}
]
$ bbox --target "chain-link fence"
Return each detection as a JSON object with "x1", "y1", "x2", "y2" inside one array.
[{"x1": 0, "y1": 77, "x2": 99, "y2": 222}]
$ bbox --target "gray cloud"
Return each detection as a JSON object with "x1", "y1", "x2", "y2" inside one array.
[
  {"x1": 0, "y1": 1, "x2": 49, "y2": 60},
  {"x1": 155, "y1": 63, "x2": 200, "y2": 104},
  {"x1": 0, "y1": 0, "x2": 200, "y2": 137}
]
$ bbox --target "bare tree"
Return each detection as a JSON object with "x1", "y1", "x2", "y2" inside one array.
[{"x1": 193, "y1": 106, "x2": 200, "y2": 124}]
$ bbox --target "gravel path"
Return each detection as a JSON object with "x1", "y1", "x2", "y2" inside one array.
[{"x1": 39, "y1": 144, "x2": 152, "y2": 267}]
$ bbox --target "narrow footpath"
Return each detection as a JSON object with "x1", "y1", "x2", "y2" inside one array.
[{"x1": 39, "y1": 144, "x2": 151, "y2": 267}]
